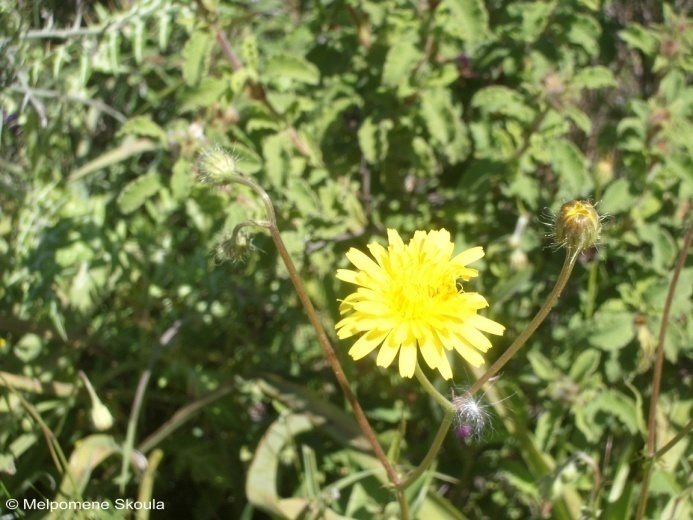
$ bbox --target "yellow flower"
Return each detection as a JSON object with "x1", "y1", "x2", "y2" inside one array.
[{"x1": 335, "y1": 229, "x2": 505, "y2": 379}]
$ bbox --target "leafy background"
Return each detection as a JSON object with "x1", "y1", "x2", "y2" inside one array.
[{"x1": 0, "y1": 0, "x2": 691, "y2": 518}]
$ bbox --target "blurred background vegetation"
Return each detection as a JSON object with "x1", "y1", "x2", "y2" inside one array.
[{"x1": 0, "y1": 0, "x2": 691, "y2": 518}]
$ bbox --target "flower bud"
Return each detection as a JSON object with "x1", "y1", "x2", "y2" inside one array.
[
  {"x1": 214, "y1": 230, "x2": 253, "y2": 264},
  {"x1": 79, "y1": 370, "x2": 114, "y2": 431},
  {"x1": 90, "y1": 400, "x2": 114, "y2": 431},
  {"x1": 554, "y1": 200, "x2": 601, "y2": 253},
  {"x1": 198, "y1": 148, "x2": 238, "y2": 185}
]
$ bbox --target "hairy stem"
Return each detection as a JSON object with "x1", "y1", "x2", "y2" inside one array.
[
  {"x1": 635, "y1": 224, "x2": 693, "y2": 520},
  {"x1": 464, "y1": 250, "x2": 578, "y2": 400},
  {"x1": 399, "y1": 365, "x2": 455, "y2": 489},
  {"x1": 226, "y1": 175, "x2": 405, "y2": 508}
]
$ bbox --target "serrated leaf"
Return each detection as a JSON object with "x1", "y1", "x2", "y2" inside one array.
[
  {"x1": 565, "y1": 14, "x2": 600, "y2": 56},
  {"x1": 471, "y1": 86, "x2": 535, "y2": 123},
  {"x1": 619, "y1": 25, "x2": 658, "y2": 57},
  {"x1": 358, "y1": 117, "x2": 393, "y2": 164},
  {"x1": 264, "y1": 54, "x2": 320, "y2": 85},
  {"x1": 179, "y1": 77, "x2": 228, "y2": 112},
  {"x1": 263, "y1": 133, "x2": 291, "y2": 187},
  {"x1": 117, "y1": 172, "x2": 162, "y2": 214},
  {"x1": 527, "y1": 351, "x2": 557, "y2": 381},
  {"x1": 288, "y1": 179, "x2": 320, "y2": 216},
  {"x1": 171, "y1": 159, "x2": 193, "y2": 201},
  {"x1": 182, "y1": 30, "x2": 214, "y2": 86},
  {"x1": 446, "y1": 0, "x2": 490, "y2": 44},
  {"x1": 420, "y1": 88, "x2": 470, "y2": 163},
  {"x1": 550, "y1": 139, "x2": 593, "y2": 198},
  {"x1": 382, "y1": 40, "x2": 421, "y2": 88},
  {"x1": 569, "y1": 349, "x2": 601, "y2": 383},
  {"x1": 118, "y1": 116, "x2": 168, "y2": 147},
  {"x1": 587, "y1": 390, "x2": 641, "y2": 434},
  {"x1": 564, "y1": 106, "x2": 592, "y2": 134},
  {"x1": 241, "y1": 34, "x2": 259, "y2": 69},
  {"x1": 231, "y1": 143, "x2": 262, "y2": 175},
  {"x1": 572, "y1": 66, "x2": 617, "y2": 90},
  {"x1": 510, "y1": 1, "x2": 554, "y2": 42},
  {"x1": 588, "y1": 311, "x2": 635, "y2": 351}
]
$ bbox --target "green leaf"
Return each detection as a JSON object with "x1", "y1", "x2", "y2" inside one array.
[
  {"x1": 358, "y1": 117, "x2": 393, "y2": 164},
  {"x1": 619, "y1": 25, "x2": 658, "y2": 57},
  {"x1": 264, "y1": 54, "x2": 320, "y2": 85},
  {"x1": 382, "y1": 40, "x2": 421, "y2": 88},
  {"x1": 601, "y1": 178, "x2": 635, "y2": 214},
  {"x1": 471, "y1": 86, "x2": 535, "y2": 123},
  {"x1": 262, "y1": 133, "x2": 291, "y2": 187},
  {"x1": 550, "y1": 139, "x2": 593, "y2": 199},
  {"x1": 565, "y1": 14, "x2": 601, "y2": 56},
  {"x1": 182, "y1": 30, "x2": 214, "y2": 86},
  {"x1": 420, "y1": 88, "x2": 470, "y2": 163},
  {"x1": 56, "y1": 435, "x2": 121, "y2": 499},
  {"x1": 14, "y1": 333, "x2": 43, "y2": 363},
  {"x1": 571, "y1": 66, "x2": 617, "y2": 90},
  {"x1": 527, "y1": 351, "x2": 557, "y2": 381},
  {"x1": 232, "y1": 143, "x2": 262, "y2": 175},
  {"x1": 588, "y1": 311, "x2": 635, "y2": 351},
  {"x1": 179, "y1": 77, "x2": 229, "y2": 112},
  {"x1": 510, "y1": 1, "x2": 554, "y2": 42},
  {"x1": 117, "y1": 172, "x2": 162, "y2": 214},
  {"x1": 288, "y1": 179, "x2": 320, "y2": 216},
  {"x1": 587, "y1": 390, "x2": 641, "y2": 435},
  {"x1": 564, "y1": 106, "x2": 592, "y2": 134},
  {"x1": 446, "y1": 0, "x2": 490, "y2": 44},
  {"x1": 569, "y1": 349, "x2": 600, "y2": 383},
  {"x1": 68, "y1": 139, "x2": 159, "y2": 182},
  {"x1": 171, "y1": 159, "x2": 193, "y2": 201},
  {"x1": 117, "y1": 116, "x2": 168, "y2": 147}
]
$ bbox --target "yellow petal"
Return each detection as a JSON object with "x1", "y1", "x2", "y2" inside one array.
[
  {"x1": 336, "y1": 269, "x2": 360, "y2": 285},
  {"x1": 451, "y1": 246, "x2": 485, "y2": 267},
  {"x1": 349, "y1": 329, "x2": 388, "y2": 360},
  {"x1": 345, "y1": 248, "x2": 384, "y2": 278},
  {"x1": 387, "y1": 229, "x2": 404, "y2": 249},
  {"x1": 437, "y1": 352, "x2": 453, "y2": 380},
  {"x1": 418, "y1": 324, "x2": 442, "y2": 370},
  {"x1": 466, "y1": 314, "x2": 505, "y2": 336},
  {"x1": 352, "y1": 300, "x2": 392, "y2": 316},
  {"x1": 399, "y1": 343, "x2": 417, "y2": 378},
  {"x1": 376, "y1": 335, "x2": 400, "y2": 368},
  {"x1": 457, "y1": 324, "x2": 492, "y2": 352},
  {"x1": 452, "y1": 338, "x2": 485, "y2": 367}
]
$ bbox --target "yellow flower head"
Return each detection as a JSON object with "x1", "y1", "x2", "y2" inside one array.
[{"x1": 335, "y1": 229, "x2": 505, "y2": 380}]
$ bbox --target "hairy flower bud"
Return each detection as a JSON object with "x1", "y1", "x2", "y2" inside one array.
[
  {"x1": 554, "y1": 200, "x2": 601, "y2": 253},
  {"x1": 198, "y1": 147, "x2": 238, "y2": 185}
]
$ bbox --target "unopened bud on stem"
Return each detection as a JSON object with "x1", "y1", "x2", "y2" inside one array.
[
  {"x1": 554, "y1": 200, "x2": 601, "y2": 253},
  {"x1": 198, "y1": 148, "x2": 239, "y2": 185}
]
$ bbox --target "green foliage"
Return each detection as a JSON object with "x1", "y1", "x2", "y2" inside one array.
[{"x1": 0, "y1": 1, "x2": 691, "y2": 519}]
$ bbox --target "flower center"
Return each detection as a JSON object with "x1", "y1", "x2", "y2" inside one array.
[{"x1": 387, "y1": 257, "x2": 458, "y2": 320}]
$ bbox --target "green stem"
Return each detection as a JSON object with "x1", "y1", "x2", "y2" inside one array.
[
  {"x1": 635, "y1": 224, "x2": 693, "y2": 520},
  {"x1": 464, "y1": 250, "x2": 578, "y2": 400},
  {"x1": 227, "y1": 176, "x2": 405, "y2": 504},
  {"x1": 585, "y1": 261, "x2": 598, "y2": 319},
  {"x1": 400, "y1": 365, "x2": 455, "y2": 489},
  {"x1": 400, "y1": 249, "x2": 579, "y2": 491},
  {"x1": 654, "y1": 419, "x2": 693, "y2": 459}
]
